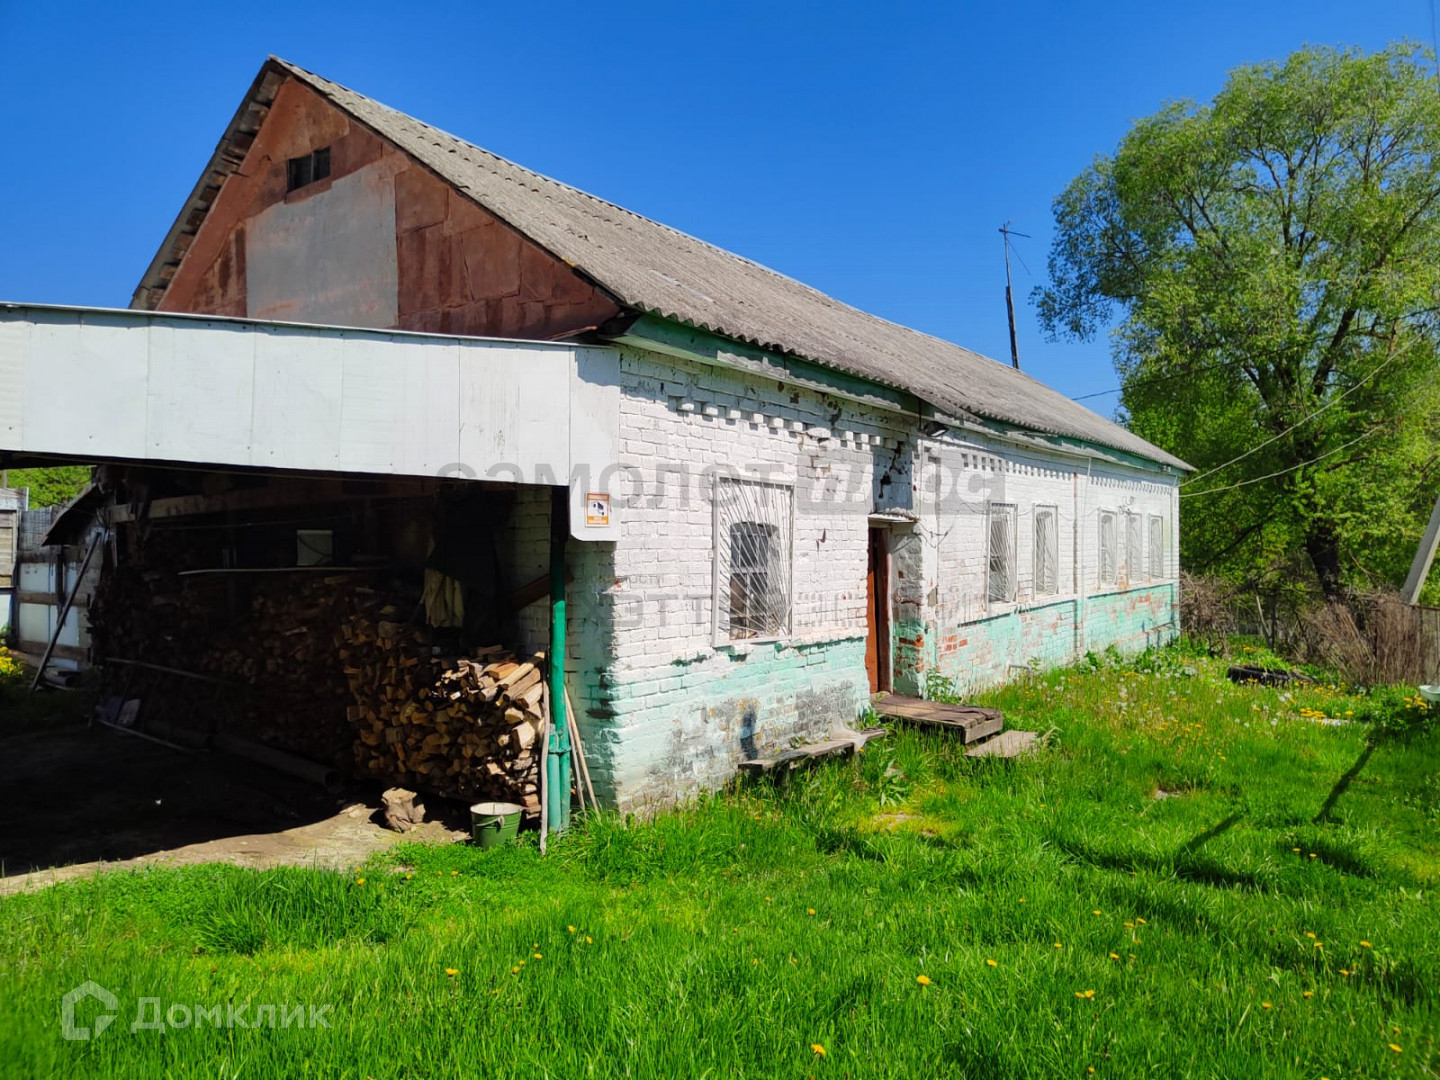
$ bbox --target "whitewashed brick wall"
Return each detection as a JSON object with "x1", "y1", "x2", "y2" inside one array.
[{"x1": 548, "y1": 342, "x2": 1182, "y2": 811}]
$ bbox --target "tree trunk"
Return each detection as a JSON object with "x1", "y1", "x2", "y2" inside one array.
[{"x1": 1304, "y1": 523, "x2": 1345, "y2": 601}]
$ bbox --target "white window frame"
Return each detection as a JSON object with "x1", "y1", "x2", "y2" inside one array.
[
  {"x1": 1148, "y1": 513, "x2": 1166, "y2": 580},
  {"x1": 1033, "y1": 504, "x2": 1059, "y2": 598},
  {"x1": 712, "y1": 476, "x2": 795, "y2": 645},
  {"x1": 1098, "y1": 509, "x2": 1118, "y2": 588},
  {"x1": 986, "y1": 501, "x2": 1018, "y2": 606},
  {"x1": 1125, "y1": 510, "x2": 1144, "y2": 587}
]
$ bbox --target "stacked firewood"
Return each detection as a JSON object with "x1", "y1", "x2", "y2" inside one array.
[
  {"x1": 203, "y1": 576, "x2": 363, "y2": 765},
  {"x1": 339, "y1": 606, "x2": 545, "y2": 811}
]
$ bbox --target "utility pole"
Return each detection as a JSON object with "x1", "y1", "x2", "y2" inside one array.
[{"x1": 998, "y1": 223, "x2": 1029, "y2": 370}]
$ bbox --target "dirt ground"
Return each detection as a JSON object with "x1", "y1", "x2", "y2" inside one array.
[{"x1": 0, "y1": 703, "x2": 467, "y2": 896}]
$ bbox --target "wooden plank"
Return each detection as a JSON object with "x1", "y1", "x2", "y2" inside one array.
[
  {"x1": 1402, "y1": 492, "x2": 1440, "y2": 604},
  {"x1": 738, "y1": 727, "x2": 888, "y2": 776},
  {"x1": 873, "y1": 693, "x2": 1003, "y2": 744}
]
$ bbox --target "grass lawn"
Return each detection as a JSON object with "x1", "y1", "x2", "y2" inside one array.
[{"x1": 1, "y1": 644, "x2": 1437, "y2": 1078}]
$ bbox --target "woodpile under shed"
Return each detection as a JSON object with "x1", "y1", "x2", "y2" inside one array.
[
  {"x1": 93, "y1": 555, "x2": 546, "y2": 812},
  {"x1": 340, "y1": 604, "x2": 545, "y2": 812}
]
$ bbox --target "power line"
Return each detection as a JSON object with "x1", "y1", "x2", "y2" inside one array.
[
  {"x1": 1180, "y1": 429, "x2": 1378, "y2": 500},
  {"x1": 1070, "y1": 357, "x2": 1241, "y2": 402},
  {"x1": 1180, "y1": 341, "x2": 1410, "y2": 487}
]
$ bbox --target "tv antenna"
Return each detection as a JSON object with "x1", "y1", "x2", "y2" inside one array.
[{"x1": 998, "y1": 222, "x2": 1030, "y2": 370}]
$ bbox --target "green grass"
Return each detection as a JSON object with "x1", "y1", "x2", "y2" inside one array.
[{"x1": 2, "y1": 646, "x2": 1437, "y2": 1078}]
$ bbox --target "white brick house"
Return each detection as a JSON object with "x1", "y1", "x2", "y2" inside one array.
[{"x1": 30, "y1": 58, "x2": 1191, "y2": 811}]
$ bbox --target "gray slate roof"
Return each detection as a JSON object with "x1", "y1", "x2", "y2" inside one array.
[{"x1": 147, "y1": 58, "x2": 1190, "y2": 471}]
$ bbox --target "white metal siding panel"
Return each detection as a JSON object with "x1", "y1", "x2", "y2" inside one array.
[
  {"x1": 0, "y1": 317, "x2": 27, "y2": 448},
  {"x1": 145, "y1": 320, "x2": 257, "y2": 462},
  {"x1": 0, "y1": 306, "x2": 622, "y2": 501},
  {"x1": 250, "y1": 326, "x2": 345, "y2": 470},
  {"x1": 458, "y1": 343, "x2": 568, "y2": 482},
  {"x1": 396, "y1": 338, "x2": 461, "y2": 476},
  {"x1": 26, "y1": 313, "x2": 149, "y2": 458},
  {"x1": 568, "y1": 347, "x2": 622, "y2": 540}
]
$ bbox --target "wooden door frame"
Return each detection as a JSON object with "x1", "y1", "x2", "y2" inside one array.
[{"x1": 868, "y1": 526, "x2": 892, "y2": 694}]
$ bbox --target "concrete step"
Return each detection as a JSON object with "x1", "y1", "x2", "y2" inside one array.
[{"x1": 965, "y1": 729, "x2": 1040, "y2": 759}]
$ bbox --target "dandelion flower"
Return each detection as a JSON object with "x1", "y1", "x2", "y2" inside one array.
[
  {"x1": 356, "y1": 877, "x2": 365, "y2": 886},
  {"x1": 1292, "y1": 848, "x2": 1301, "y2": 853},
  {"x1": 1302, "y1": 991, "x2": 1313, "y2": 998},
  {"x1": 1092, "y1": 910, "x2": 1102, "y2": 916},
  {"x1": 752, "y1": 958, "x2": 759, "y2": 966},
  {"x1": 1124, "y1": 922, "x2": 1135, "y2": 929},
  {"x1": 534, "y1": 953, "x2": 542, "y2": 960},
  {"x1": 405, "y1": 872, "x2": 413, "y2": 880},
  {"x1": 916, "y1": 975, "x2": 931, "y2": 986},
  {"x1": 1389, "y1": 1044, "x2": 1402, "y2": 1054},
  {"x1": 985, "y1": 959, "x2": 998, "y2": 967},
  {"x1": 445, "y1": 968, "x2": 459, "y2": 977},
  {"x1": 568, "y1": 926, "x2": 576, "y2": 933},
  {"x1": 511, "y1": 966, "x2": 520, "y2": 974},
  {"x1": 1109, "y1": 953, "x2": 1120, "y2": 960},
  {"x1": 1304, "y1": 932, "x2": 1316, "y2": 939},
  {"x1": 808, "y1": 908, "x2": 816, "y2": 916},
  {"x1": 1309, "y1": 853, "x2": 1317, "y2": 859},
  {"x1": 1359, "y1": 940, "x2": 1371, "y2": 948},
  {"x1": 585, "y1": 936, "x2": 593, "y2": 944},
  {"x1": 1136, "y1": 918, "x2": 1147, "y2": 925},
  {"x1": 1054, "y1": 943, "x2": 1064, "y2": 949},
  {"x1": 811, "y1": 1044, "x2": 825, "y2": 1057},
  {"x1": 451, "y1": 870, "x2": 459, "y2": 877},
  {"x1": 1261, "y1": 1002, "x2": 1272, "y2": 1009},
  {"x1": 1339, "y1": 969, "x2": 1350, "y2": 976},
  {"x1": 1314, "y1": 942, "x2": 1323, "y2": 949}
]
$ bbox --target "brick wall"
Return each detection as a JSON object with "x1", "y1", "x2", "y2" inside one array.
[
  {"x1": 582, "y1": 345, "x2": 1181, "y2": 810},
  {"x1": 912, "y1": 440, "x2": 1179, "y2": 693}
]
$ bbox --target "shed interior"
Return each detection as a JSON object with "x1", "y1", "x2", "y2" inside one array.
[{"x1": 67, "y1": 464, "x2": 560, "y2": 819}]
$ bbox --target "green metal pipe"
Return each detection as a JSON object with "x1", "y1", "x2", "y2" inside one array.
[{"x1": 547, "y1": 486, "x2": 572, "y2": 832}]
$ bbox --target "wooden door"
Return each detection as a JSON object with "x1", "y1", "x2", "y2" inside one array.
[{"x1": 865, "y1": 528, "x2": 891, "y2": 693}]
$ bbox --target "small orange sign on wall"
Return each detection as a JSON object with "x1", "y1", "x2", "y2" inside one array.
[{"x1": 585, "y1": 492, "x2": 611, "y2": 527}]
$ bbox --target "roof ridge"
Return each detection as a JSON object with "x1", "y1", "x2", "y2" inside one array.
[{"x1": 274, "y1": 59, "x2": 899, "y2": 318}]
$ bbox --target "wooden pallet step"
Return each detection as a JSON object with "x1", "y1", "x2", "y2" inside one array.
[
  {"x1": 872, "y1": 693, "x2": 1003, "y2": 744},
  {"x1": 738, "y1": 727, "x2": 888, "y2": 776},
  {"x1": 966, "y1": 730, "x2": 1040, "y2": 759}
]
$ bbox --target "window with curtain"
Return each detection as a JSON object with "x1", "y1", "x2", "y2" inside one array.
[{"x1": 1034, "y1": 505, "x2": 1059, "y2": 596}]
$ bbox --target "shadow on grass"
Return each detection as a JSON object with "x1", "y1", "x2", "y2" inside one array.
[
  {"x1": 1312, "y1": 742, "x2": 1375, "y2": 825},
  {"x1": 1052, "y1": 811, "x2": 1268, "y2": 890}
]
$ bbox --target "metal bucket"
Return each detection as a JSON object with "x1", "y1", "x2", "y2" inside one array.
[{"x1": 470, "y1": 801, "x2": 523, "y2": 848}]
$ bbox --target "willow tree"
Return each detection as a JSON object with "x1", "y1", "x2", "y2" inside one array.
[{"x1": 1037, "y1": 43, "x2": 1440, "y2": 601}]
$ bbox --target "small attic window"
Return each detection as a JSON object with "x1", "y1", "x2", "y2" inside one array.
[{"x1": 286, "y1": 146, "x2": 331, "y2": 192}]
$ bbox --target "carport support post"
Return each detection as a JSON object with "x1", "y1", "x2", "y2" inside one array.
[{"x1": 547, "y1": 486, "x2": 572, "y2": 833}]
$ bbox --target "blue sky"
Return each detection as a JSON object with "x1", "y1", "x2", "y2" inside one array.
[{"x1": 0, "y1": 0, "x2": 1430, "y2": 409}]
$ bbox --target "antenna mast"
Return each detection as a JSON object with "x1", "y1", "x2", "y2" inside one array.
[{"x1": 998, "y1": 222, "x2": 1030, "y2": 370}]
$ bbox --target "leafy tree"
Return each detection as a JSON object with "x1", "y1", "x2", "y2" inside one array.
[
  {"x1": 1037, "y1": 43, "x2": 1440, "y2": 602},
  {"x1": 4, "y1": 466, "x2": 91, "y2": 508}
]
